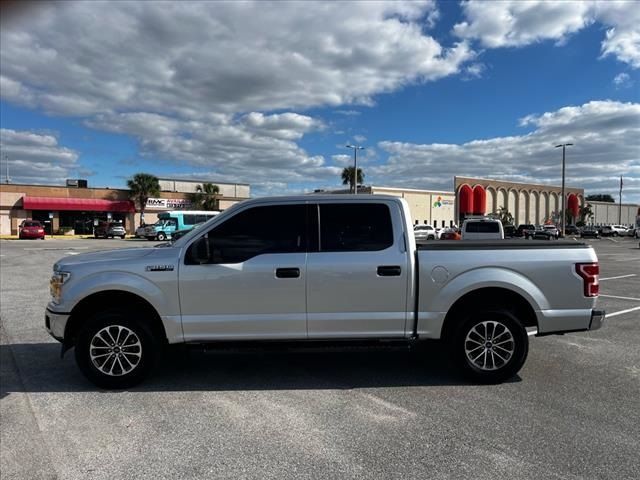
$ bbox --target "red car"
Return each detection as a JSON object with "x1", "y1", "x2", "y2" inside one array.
[
  {"x1": 19, "y1": 220, "x2": 46, "y2": 239},
  {"x1": 440, "y1": 228, "x2": 461, "y2": 240}
]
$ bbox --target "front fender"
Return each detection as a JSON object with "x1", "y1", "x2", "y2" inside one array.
[{"x1": 57, "y1": 271, "x2": 179, "y2": 318}]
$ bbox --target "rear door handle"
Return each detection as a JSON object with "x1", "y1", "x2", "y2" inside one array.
[
  {"x1": 377, "y1": 265, "x2": 402, "y2": 276},
  {"x1": 276, "y1": 267, "x2": 300, "y2": 278}
]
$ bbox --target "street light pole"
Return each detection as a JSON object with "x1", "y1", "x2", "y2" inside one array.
[
  {"x1": 345, "y1": 144, "x2": 364, "y2": 194},
  {"x1": 2, "y1": 154, "x2": 10, "y2": 184},
  {"x1": 555, "y1": 143, "x2": 573, "y2": 238}
]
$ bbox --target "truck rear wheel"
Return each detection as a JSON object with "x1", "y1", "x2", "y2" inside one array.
[
  {"x1": 75, "y1": 309, "x2": 159, "y2": 389},
  {"x1": 452, "y1": 310, "x2": 528, "y2": 384}
]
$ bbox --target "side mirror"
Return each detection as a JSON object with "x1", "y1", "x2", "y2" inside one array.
[{"x1": 189, "y1": 236, "x2": 210, "y2": 264}]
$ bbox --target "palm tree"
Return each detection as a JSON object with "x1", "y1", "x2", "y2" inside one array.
[
  {"x1": 190, "y1": 183, "x2": 220, "y2": 211},
  {"x1": 127, "y1": 173, "x2": 160, "y2": 227},
  {"x1": 341, "y1": 166, "x2": 364, "y2": 193}
]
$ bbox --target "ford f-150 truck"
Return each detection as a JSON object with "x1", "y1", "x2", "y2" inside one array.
[{"x1": 46, "y1": 195, "x2": 605, "y2": 388}]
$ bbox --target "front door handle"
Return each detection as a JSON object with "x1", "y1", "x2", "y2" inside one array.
[
  {"x1": 377, "y1": 265, "x2": 402, "y2": 276},
  {"x1": 276, "y1": 267, "x2": 300, "y2": 278}
]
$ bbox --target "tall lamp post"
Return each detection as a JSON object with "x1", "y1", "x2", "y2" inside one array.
[
  {"x1": 345, "y1": 144, "x2": 364, "y2": 194},
  {"x1": 555, "y1": 143, "x2": 573, "y2": 238},
  {"x1": 2, "y1": 154, "x2": 10, "y2": 184}
]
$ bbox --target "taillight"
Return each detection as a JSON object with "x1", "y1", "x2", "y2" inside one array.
[{"x1": 576, "y1": 263, "x2": 599, "y2": 297}]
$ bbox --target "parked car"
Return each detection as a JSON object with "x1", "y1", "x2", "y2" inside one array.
[
  {"x1": 609, "y1": 225, "x2": 631, "y2": 237},
  {"x1": 19, "y1": 220, "x2": 45, "y2": 239},
  {"x1": 46, "y1": 195, "x2": 604, "y2": 388},
  {"x1": 440, "y1": 228, "x2": 461, "y2": 240},
  {"x1": 516, "y1": 224, "x2": 535, "y2": 237},
  {"x1": 580, "y1": 226, "x2": 600, "y2": 239},
  {"x1": 599, "y1": 226, "x2": 614, "y2": 237},
  {"x1": 94, "y1": 222, "x2": 126, "y2": 239},
  {"x1": 503, "y1": 225, "x2": 517, "y2": 238},
  {"x1": 414, "y1": 224, "x2": 437, "y2": 241},
  {"x1": 461, "y1": 218, "x2": 504, "y2": 240},
  {"x1": 524, "y1": 225, "x2": 556, "y2": 240},
  {"x1": 565, "y1": 225, "x2": 580, "y2": 235},
  {"x1": 135, "y1": 225, "x2": 148, "y2": 238},
  {"x1": 543, "y1": 225, "x2": 560, "y2": 239}
]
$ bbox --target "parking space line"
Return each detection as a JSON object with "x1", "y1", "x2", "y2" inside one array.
[
  {"x1": 607, "y1": 306, "x2": 640, "y2": 318},
  {"x1": 600, "y1": 294, "x2": 640, "y2": 301},
  {"x1": 600, "y1": 274, "x2": 637, "y2": 281}
]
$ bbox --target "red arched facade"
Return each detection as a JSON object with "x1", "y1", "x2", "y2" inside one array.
[
  {"x1": 472, "y1": 185, "x2": 486, "y2": 215},
  {"x1": 459, "y1": 185, "x2": 473, "y2": 215},
  {"x1": 567, "y1": 194, "x2": 579, "y2": 218}
]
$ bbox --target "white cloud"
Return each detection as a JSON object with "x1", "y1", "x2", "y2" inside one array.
[
  {"x1": 375, "y1": 101, "x2": 640, "y2": 202},
  {"x1": 454, "y1": 0, "x2": 640, "y2": 68},
  {"x1": 613, "y1": 72, "x2": 633, "y2": 88},
  {"x1": 0, "y1": 1, "x2": 476, "y2": 193},
  {"x1": 464, "y1": 62, "x2": 486, "y2": 79},
  {"x1": 0, "y1": 1, "x2": 470, "y2": 117},
  {"x1": 0, "y1": 129, "x2": 82, "y2": 184}
]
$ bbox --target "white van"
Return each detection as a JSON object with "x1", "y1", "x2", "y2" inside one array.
[{"x1": 461, "y1": 218, "x2": 504, "y2": 240}]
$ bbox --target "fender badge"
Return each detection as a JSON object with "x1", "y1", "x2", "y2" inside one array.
[{"x1": 145, "y1": 265, "x2": 174, "y2": 272}]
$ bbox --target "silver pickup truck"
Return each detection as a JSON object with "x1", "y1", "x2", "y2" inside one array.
[{"x1": 46, "y1": 195, "x2": 604, "y2": 388}]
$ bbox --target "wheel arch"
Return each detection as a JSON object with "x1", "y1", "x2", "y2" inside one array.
[
  {"x1": 64, "y1": 290, "x2": 168, "y2": 349},
  {"x1": 440, "y1": 287, "x2": 537, "y2": 342}
]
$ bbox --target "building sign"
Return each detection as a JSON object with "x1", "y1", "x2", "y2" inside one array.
[
  {"x1": 145, "y1": 198, "x2": 193, "y2": 210},
  {"x1": 432, "y1": 196, "x2": 454, "y2": 208}
]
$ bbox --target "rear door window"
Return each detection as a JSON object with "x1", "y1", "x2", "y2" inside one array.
[{"x1": 319, "y1": 203, "x2": 393, "y2": 252}]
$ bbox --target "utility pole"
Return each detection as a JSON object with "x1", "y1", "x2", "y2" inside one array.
[
  {"x1": 3, "y1": 154, "x2": 10, "y2": 184},
  {"x1": 555, "y1": 143, "x2": 573, "y2": 237},
  {"x1": 345, "y1": 144, "x2": 364, "y2": 194},
  {"x1": 619, "y1": 176, "x2": 623, "y2": 224}
]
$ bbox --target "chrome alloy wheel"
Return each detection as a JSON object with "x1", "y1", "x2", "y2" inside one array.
[
  {"x1": 89, "y1": 325, "x2": 142, "y2": 376},
  {"x1": 464, "y1": 320, "x2": 515, "y2": 371}
]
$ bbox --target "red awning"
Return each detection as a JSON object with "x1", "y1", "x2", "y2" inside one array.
[{"x1": 23, "y1": 196, "x2": 135, "y2": 213}]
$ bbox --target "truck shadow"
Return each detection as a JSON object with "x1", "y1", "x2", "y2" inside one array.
[{"x1": 1, "y1": 342, "x2": 521, "y2": 397}]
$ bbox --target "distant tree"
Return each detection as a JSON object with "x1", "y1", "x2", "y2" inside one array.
[
  {"x1": 189, "y1": 183, "x2": 220, "y2": 211},
  {"x1": 579, "y1": 203, "x2": 593, "y2": 223},
  {"x1": 493, "y1": 205, "x2": 514, "y2": 225},
  {"x1": 586, "y1": 194, "x2": 614, "y2": 203},
  {"x1": 341, "y1": 167, "x2": 364, "y2": 193},
  {"x1": 127, "y1": 173, "x2": 160, "y2": 227}
]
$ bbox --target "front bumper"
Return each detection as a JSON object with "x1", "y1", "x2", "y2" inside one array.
[
  {"x1": 45, "y1": 308, "x2": 70, "y2": 342},
  {"x1": 589, "y1": 309, "x2": 606, "y2": 331}
]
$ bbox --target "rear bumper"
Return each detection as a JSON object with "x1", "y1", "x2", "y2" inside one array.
[
  {"x1": 589, "y1": 309, "x2": 606, "y2": 331},
  {"x1": 536, "y1": 308, "x2": 605, "y2": 336}
]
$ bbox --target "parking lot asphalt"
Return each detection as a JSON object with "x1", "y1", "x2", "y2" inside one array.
[{"x1": 1, "y1": 237, "x2": 639, "y2": 480}]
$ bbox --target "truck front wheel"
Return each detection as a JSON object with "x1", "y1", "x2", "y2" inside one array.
[
  {"x1": 156, "y1": 232, "x2": 167, "y2": 241},
  {"x1": 453, "y1": 310, "x2": 528, "y2": 384},
  {"x1": 75, "y1": 310, "x2": 160, "y2": 389}
]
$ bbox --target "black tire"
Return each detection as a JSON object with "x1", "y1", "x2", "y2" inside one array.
[
  {"x1": 451, "y1": 310, "x2": 528, "y2": 384},
  {"x1": 75, "y1": 309, "x2": 160, "y2": 389},
  {"x1": 156, "y1": 232, "x2": 167, "y2": 241},
  {"x1": 120, "y1": 235, "x2": 126, "y2": 239},
  {"x1": 613, "y1": 232, "x2": 618, "y2": 237}
]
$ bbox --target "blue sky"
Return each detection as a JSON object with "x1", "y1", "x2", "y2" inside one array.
[{"x1": 1, "y1": 1, "x2": 638, "y2": 201}]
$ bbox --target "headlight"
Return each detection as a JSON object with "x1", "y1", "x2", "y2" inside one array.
[{"x1": 50, "y1": 271, "x2": 71, "y2": 304}]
